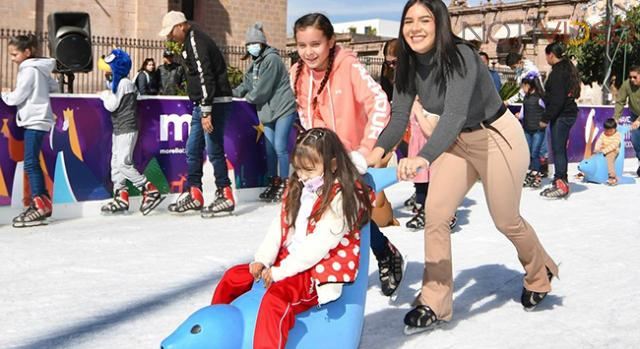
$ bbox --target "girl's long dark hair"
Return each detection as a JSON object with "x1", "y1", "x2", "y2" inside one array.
[
  {"x1": 545, "y1": 42, "x2": 581, "y2": 99},
  {"x1": 395, "y1": 0, "x2": 469, "y2": 93},
  {"x1": 285, "y1": 128, "x2": 372, "y2": 232},
  {"x1": 522, "y1": 76, "x2": 545, "y2": 99},
  {"x1": 139, "y1": 58, "x2": 155, "y2": 72},
  {"x1": 293, "y1": 13, "x2": 336, "y2": 110}
]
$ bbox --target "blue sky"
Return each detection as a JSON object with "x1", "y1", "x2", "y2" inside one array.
[{"x1": 286, "y1": 0, "x2": 483, "y2": 32}]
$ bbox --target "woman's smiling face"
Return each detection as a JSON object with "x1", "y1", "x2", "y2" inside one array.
[{"x1": 402, "y1": 3, "x2": 436, "y2": 54}]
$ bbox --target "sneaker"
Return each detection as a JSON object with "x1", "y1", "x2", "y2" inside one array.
[
  {"x1": 403, "y1": 305, "x2": 445, "y2": 335},
  {"x1": 139, "y1": 182, "x2": 165, "y2": 215},
  {"x1": 168, "y1": 187, "x2": 203, "y2": 213},
  {"x1": 201, "y1": 186, "x2": 235, "y2": 218},
  {"x1": 12, "y1": 195, "x2": 52, "y2": 228},
  {"x1": 540, "y1": 179, "x2": 570, "y2": 199},
  {"x1": 259, "y1": 176, "x2": 280, "y2": 201},
  {"x1": 101, "y1": 189, "x2": 129, "y2": 214},
  {"x1": 406, "y1": 204, "x2": 424, "y2": 230},
  {"x1": 270, "y1": 178, "x2": 288, "y2": 203},
  {"x1": 378, "y1": 242, "x2": 404, "y2": 297},
  {"x1": 521, "y1": 268, "x2": 554, "y2": 311}
]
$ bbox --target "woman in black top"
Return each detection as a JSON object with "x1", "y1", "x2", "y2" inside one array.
[
  {"x1": 539, "y1": 42, "x2": 581, "y2": 199},
  {"x1": 367, "y1": 0, "x2": 558, "y2": 333},
  {"x1": 135, "y1": 58, "x2": 160, "y2": 95}
]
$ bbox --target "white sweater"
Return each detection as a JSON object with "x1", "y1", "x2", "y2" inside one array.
[
  {"x1": 1, "y1": 58, "x2": 58, "y2": 131},
  {"x1": 253, "y1": 191, "x2": 350, "y2": 304}
]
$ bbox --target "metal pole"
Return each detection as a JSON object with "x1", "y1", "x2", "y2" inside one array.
[{"x1": 602, "y1": 0, "x2": 613, "y2": 104}]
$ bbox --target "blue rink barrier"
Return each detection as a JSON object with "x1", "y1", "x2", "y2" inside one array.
[{"x1": 161, "y1": 167, "x2": 398, "y2": 349}]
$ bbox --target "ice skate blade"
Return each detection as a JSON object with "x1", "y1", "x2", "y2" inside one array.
[
  {"x1": 12, "y1": 219, "x2": 49, "y2": 228},
  {"x1": 141, "y1": 196, "x2": 166, "y2": 216},
  {"x1": 403, "y1": 321, "x2": 445, "y2": 336},
  {"x1": 200, "y1": 210, "x2": 234, "y2": 219}
]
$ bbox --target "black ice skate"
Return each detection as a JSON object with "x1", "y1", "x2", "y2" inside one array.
[
  {"x1": 270, "y1": 178, "x2": 287, "y2": 203},
  {"x1": 139, "y1": 182, "x2": 165, "y2": 215},
  {"x1": 449, "y1": 213, "x2": 457, "y2": 230},
  {"x1": 540, "y1": 179, "x2": 570, "y2": 199},
  {"x1": 378, "y1": 242, "x2": 405, "y2": 297},
  {"x1": 201, "y1": 186, "x2": 235, "y2": 218},
  {"x1": 403, "y1": 193, "x2": 416, "y2": 209},
  {"x1": 403, "y1": 305, "x2": 446, "y2": 335},
  {"x1": 406, "y1": 204, "x2": 424, "y2": 231},
  {"x1": 259, "y1": 176, "x2": 280, "y2": 202},
  {"x1": 521, "y1": 268, "x2": 554, "y2": 311},
  {"x1": 101, "y1": 189, "x2": 129, "y2": 214},
  {"x1": 12, "y1": 195, "x2": 52, "y2": 228},
  {"x1": 168, "y1": 187, "x2": 203, "y2": 213}
]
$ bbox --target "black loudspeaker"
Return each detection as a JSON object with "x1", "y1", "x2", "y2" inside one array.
[{"x1": 47, "y1": 12, "x2": 92, "y2": 73}]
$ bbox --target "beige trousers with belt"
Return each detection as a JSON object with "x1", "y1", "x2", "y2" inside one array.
[{"x1": 419, "y1": 110, "x2": 558, "y2": 321}]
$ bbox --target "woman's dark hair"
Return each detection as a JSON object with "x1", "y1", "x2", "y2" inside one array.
[
  {"x1": 395, "y1": 0, "x2": 469, "y2": 93},
  {"x1": 285, "y1": 128, "x2": 372, "y2": 232},
  {"x1": 292, "y1": 13, "x2": 336, "y2": 110},
  {"x1": 522, "y1": 76, "x2": 545, "y2": 98},
  {"x1": 381, "y1": 39, "x2": 399, "y2": 84},
  {"x1": 545, "y1": 42, "x2": 581, "y2": 99},
  {"x1": 603, "y1": 117, "x2": 617, "y2": 130},
  {"x1": 139, "y1": 58, "x2": 156, "y2": 72},
  {"x1": 8, "y1": 34, "x2": 38, "y2": 56}
]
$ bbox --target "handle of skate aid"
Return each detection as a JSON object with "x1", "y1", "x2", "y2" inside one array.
[{"x1": 365, "y1": 167, "x2": 398, "y2": 194}]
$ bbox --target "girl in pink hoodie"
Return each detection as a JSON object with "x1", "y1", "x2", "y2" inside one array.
[{"x1": 290, "y1": 13, "x2": 405, "y2": 298}]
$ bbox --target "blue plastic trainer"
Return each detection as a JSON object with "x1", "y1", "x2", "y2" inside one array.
[{"x1": 578, "y1": 125, "x2": 634, "y2": 185}]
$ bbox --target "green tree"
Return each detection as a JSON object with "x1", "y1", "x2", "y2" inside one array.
[{"x1": 569, "y1": 5, "x2": 640, "y2": 87}]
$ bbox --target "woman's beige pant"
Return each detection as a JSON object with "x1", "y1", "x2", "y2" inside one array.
[{"x1": 419, "y1": 111, "x2": 558, "y2": 321}]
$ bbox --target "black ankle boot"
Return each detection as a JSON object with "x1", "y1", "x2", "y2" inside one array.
[{"x1": 521, "y1": 268, "x2": 554, "y2": 311}]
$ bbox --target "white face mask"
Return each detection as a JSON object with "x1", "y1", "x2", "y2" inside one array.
[
  {"x1": 247, "y1": 43, "x2": 262, "y2": 57},
  {"x1": 300, "y1": 174, "x2": 324, "y2": 192}
]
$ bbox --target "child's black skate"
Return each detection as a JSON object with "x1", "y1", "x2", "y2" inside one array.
[
  {"x1": 140, "y1": 182, "x2": 165, "y2": 215},
  {"x1": 168, "y1": 187, "x2": 203, "y2": 213},
  {"x1": 12, "y1": 195, "x2": 52, "y2": 228},
  {"x1": 201, "y1": 186, "x2": 235, "y2": 218},
  {"x1": 378, "y1": 242, "x2": 404, "y2": 297},
  {"x1": 403, "y1": 305, "x2": 446, "y2": 335},
  {"x1": 259, "y1": 176, "x2": 280, "y2": 201},
  {"x1": 521, "y1": 268, "x2": 554, "y2": 311},
  {"x1": 406, "y1": 204, "x2": 424, "y2": 231},
  {"x1": 101, "y1": 189, "x2": 129, "y2": 214},
  {"x1": 449, "y1": 213, "x2": 457, "y2": 230}
]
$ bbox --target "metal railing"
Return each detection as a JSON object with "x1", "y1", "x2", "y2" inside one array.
[{"x1": 0, "y1": 28, "x2": 385, "y2": 94}]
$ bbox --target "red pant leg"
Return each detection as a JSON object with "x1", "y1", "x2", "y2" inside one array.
[
  {"x1": 211, "y1": 264, "x2": 255, "y2": 304},
  {"x1": 253, "y1": 270, "x2": 318, "y2": 349}
]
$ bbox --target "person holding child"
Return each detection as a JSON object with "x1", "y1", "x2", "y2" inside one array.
[
  {"x1": 367, "y1": 0, "x2": 558, "y2": 332},
  {"x1": 1, "y1": 34, "x2": 57, "y2": 227},
  {"x1": 97, "y1": 49, "x2": 164, "y2": 215},
  {"x1": 594, "y1": 118, "x2": 621, "y2": 186},
  {"x1": 211, "y1": 128, "x2": 372, "y2": 349},
  {"x1": 289, "y1": 13, "x2": 405, "y2": 298}
]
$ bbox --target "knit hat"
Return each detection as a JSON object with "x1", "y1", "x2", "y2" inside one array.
[{"x1": 245, "y1": 22, "x2": 267, "y2": 45}]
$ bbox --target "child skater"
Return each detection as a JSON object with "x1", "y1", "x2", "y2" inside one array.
[
  {"x1": 519, "y1": 71, "x2": 547, "y2": 189},
  {"x1": 97, "y1": 49, "x2": 164, "y2": 215},
  {"x1": 211, "y1": 128, "x2": 372, "y2": 349},
  {"x1": 594, "y1": 118, "x2": 621, "y2": 186},
  {"x1": 290, "y1": 12, "x2": 404, "y2": 298},
  {"x1": 1, "y1": 34, "x2": 57, "y2": 227}
]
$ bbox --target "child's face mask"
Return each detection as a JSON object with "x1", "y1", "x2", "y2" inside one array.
[{"x1": 301, "y1": 174, "x2": 324, "y2": 192}]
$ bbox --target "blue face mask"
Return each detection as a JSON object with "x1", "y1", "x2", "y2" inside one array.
[
  {"x1": 301, "y1": 175, "x2": 324, "y2": 192},
  {"x1": 247, "y1": 43, "x2": 262, "y2": 57}
]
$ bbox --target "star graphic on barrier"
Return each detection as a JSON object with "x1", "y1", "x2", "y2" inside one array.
[{"x1": 253, "y1": 123, "x2": 264, "y2": 143}]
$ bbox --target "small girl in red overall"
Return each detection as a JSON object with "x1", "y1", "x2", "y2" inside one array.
[{"x1": 211, "y1": 128, "x2": 373, "y2": 349}]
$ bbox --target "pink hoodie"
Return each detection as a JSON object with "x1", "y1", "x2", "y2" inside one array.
[{"x1": 290, "y1": 46, "x2": 390, "y2": 155}]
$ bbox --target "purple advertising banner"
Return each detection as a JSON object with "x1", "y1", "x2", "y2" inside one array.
[{"x1": 1, "y1": 98, "x2": 636, "y2": 206}]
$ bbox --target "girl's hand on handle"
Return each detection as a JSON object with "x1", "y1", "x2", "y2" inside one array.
[
  {"x1": 397, "y1": 156, "x2": 429, "y2": 181},
  {"x1": 262, "y1": 268, "x2": 274, "y2": 288},
  {"x1": 249, "y1": 262, "x2": 265, "y2": 281}
]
